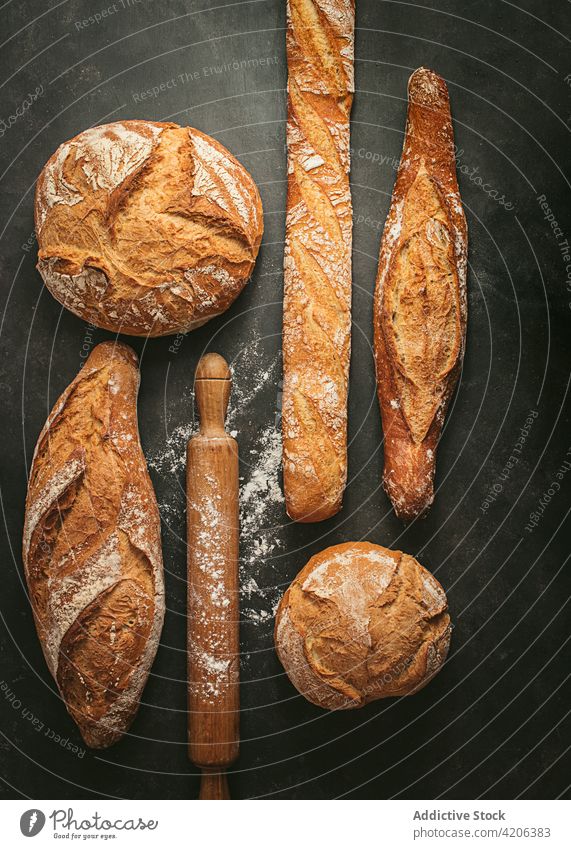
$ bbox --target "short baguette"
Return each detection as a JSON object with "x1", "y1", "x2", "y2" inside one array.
[
  {"x1": 282, "y1": 0, "x2": 354, "y2": 522},
  {"x1": 22, "y1": 342, "x2": 164, "y2": 747},
  {"x1": 373, "y1": 68, "x2": 468, "y2": 521}
]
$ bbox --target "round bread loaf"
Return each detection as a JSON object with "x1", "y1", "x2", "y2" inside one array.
[
  {"x1": 275, "y1": 541, "x2": 451, "y2": 710},
  {"x1": 35, "y1": 120, "x2": 263, "y2": 336}
]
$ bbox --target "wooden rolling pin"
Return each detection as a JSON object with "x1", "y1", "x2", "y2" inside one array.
[{"x1": 187, "y1": 354, "x2": 240, "y2": 800}]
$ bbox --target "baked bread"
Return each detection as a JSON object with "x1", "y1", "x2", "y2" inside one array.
[
  {"x1": 373, "y1": 68, "x2": 468, "y2": 521},
  {"x1": 22, "y1": 342, "x2": 164, "y2": 747},
  {"x1": 275, "y1": 541, "x2": 451, "y2": 710},
  {"x1": 35, "y1": 120, "x2": 263, "y2": 337},
  {"x1": 282, "y1": 0, "x2": 354, "y2": 522}
]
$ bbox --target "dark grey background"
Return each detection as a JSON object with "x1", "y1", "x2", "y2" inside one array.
[{"x1": 1, "y1": 0, "x2": 570, "y2": 800}]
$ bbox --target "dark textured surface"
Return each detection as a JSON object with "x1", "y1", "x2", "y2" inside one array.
[{"x1": 0, "y1": 0, "x2": 570, "y2": 800}]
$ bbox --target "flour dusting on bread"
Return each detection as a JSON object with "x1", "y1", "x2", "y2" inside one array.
[
  {"x1": 37, "y1": 121, "x2": 163, "y2": 231},
  {"x1": 373, "y1": 68, "x2": 467, "y2": 521},
  {"x1": 22, "y1": 342, "x2": 165, "y2": 748},
  {"x1": 282, "y1": 0, "x2": 355, "y2": 522},
  {"x1": 275, "y1": 542, "x2": 451, "y2": 710},
  {"x1": 35, "y1": 121, "x2": 263, "y2": 336}
]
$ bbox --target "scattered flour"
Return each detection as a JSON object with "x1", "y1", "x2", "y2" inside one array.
[
  {"x1": 147, "y1": 339, "x2": 286, "y2": 624},
  {"x1": 239, "y1": 424, "x2": 285, "y2": 624},
  {"x1": 148, "y1": 421, "x2": 193, "y2": 478}
]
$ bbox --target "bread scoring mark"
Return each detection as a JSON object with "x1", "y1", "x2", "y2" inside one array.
[
  {"x1": 276, "y1": 543, "x2": 451, "y2": 709},
  {"x1": 302, "y1": 547, "x2": 398, "y2": 639},
  {"x1": 384, "y1": 167, "x2": 462, "y2": 444},
  {"x1": 117, "y1": 484, "x2": 162, "y2": 574},
  {"x1": 58, "y1": 576, "x2": 153, "y2": 746},
  {"x1": 289, "y1": 77, "x2": 342, "y2": 172},
  {"x1": 76, "y1": 122, "x2": 163, "y2": 192},
  {"x1": 293, "y1": 160, "x2": 343, "y2": 244},
  {"x1": 290, "y1": 236, "x2": 344, "y2": 317},
  {"x1": 37, "y1": 142, "x2": 83, "y2": 231},
  {"x1": 291, "y1": 389, "x2": 345, "y2": 499},
  {"x1": 48, "y1": 532, "x2": 123, "y2": 675},
  {"x1": 289, "y1": 0, "x2": 349, "y2": 98},
  {"x1": 38, "y1": 258, "x2": 109, "y2": 318},
  {"x1": 420, "y1": 571, "x2": 448, "y2": 614},
  {"x1": 275, "y1": 603, "x2": 347, "y2": 709},
  {"x1": 23, "y1": 453, "x2": 86, "y2": 561},
  {"x1": 190, "y1": 130, "x2": 254, "y2": 231},
  {"x1": 183, "y1": 263, "x2": 239, "y2": 302},
  {"x1": 37, "y1": 122, "x2": 163, "y2": 232}
]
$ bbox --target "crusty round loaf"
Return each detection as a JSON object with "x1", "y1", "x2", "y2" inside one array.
[
  {"x1": 35, "y1": 120, "x2": 263, "y2": 336},
  {"x1": 275, "y1": 541, "x2": 451, "y2": 710}
]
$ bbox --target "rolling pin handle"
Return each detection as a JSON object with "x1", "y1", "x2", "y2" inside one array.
[
  {"x1": 194, "y1": 353, "x2": 232, "y2": 436},
  {"x1": 199, "y1": 768, "x2": 230, "y2": 800}
]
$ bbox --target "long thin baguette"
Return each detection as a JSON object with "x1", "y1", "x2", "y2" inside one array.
[
  {"x1": 373, "y1": 68, "x2": 468, "y2": 521},
  {"x1": 282, "y1": 0, "x2": 354, "y2": 523},
  {"x1": 22, "y1": 342, "x2": 164, "y2": 747}
]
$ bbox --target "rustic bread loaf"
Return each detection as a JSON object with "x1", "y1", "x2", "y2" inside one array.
[
  {"x1": 282, "y1": 0, "x2": 354, "y2": 522},
  {"x1": 35, "y1": 120, "x2": 263, "y2": 337},
  {"x1": 22, "y1": 342, "x2": 164, "y2": 747},
  {"x1": 373, "y1": 68, "x2": 468, "y2": 521},
  {"x1": 275, "y1": 541, "x2": 451, "y2": 710}
]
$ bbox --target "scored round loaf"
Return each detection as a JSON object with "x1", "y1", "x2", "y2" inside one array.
[
  {"x1": 35, "y1": 120, "x2": 264, "y2": 336},
  {"x1": 275, "y1": 541, "x2": 451, "y2": 710}
]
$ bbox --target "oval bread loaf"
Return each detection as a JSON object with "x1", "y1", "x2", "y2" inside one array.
[
  {"x1": 22, "y1": 342, "x2": 164, "y2": 747},
  {"x1": 275, "y1": 541, "x2": 451, "y2": 710},
  {"x1": 35, "y1": 121, "x2": 264, "y2": 337},
  {"x1": 373, "y1": 68, "x2": 468, "y2": 521}
]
